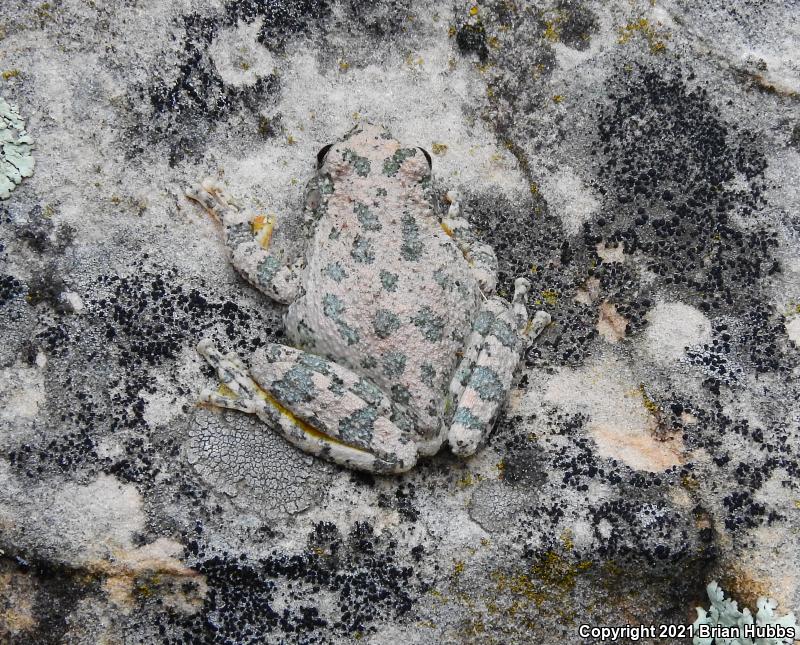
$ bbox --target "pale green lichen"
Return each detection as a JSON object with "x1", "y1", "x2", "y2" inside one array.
[
  {"x1": 0, "y1": 97, "x2": 35, "y2": 199},
  {"x1": 692, "y1": 581, "x2": 797, "y2": 644}
]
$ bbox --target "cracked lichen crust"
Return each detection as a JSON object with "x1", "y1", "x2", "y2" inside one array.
[
  {"x1": 187, "y1": 123, "x2": 551, "y2": 472},
  {"x1": 0, "y1": 98, "x2": 35, "y2": 200},
  {"x1": 187, "y1": 408, "x2": 329, "y2": 517}
]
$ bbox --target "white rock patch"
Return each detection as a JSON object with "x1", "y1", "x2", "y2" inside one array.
[
  {"x1": 643, "y1": 301, "x2": 712, "y2": 363},
  {"x1": 540, "y1": 353, "x2": 684, "y2": 472},
  {"x1": 209, "y1": 18, "x2": 276, "y2": 88},
  {"x1": 539, "y1": 165, "x2": 600, "y2": 235}
]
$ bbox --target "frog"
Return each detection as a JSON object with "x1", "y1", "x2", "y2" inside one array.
[{"x1": 186, "y1": 123, "x2": 550, "y2": 474}]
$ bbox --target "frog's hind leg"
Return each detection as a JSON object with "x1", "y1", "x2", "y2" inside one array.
[
  {"x1": 196, "y1": 340, "x2": 419, "y2": 474},
  {"x1": 447, "y1": 278, "x2": 550, "y2": 457},
  {"x1": 245, "y1": 344, "x2": 420, "y2": 474},
  {"x1": 185, "y1": 179, "x2": 303, "y2": 305}
]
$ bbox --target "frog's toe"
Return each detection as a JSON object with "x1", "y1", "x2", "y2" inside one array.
[
  {"x1": 514, "y1": 277, "x2": 531, "y2": 295},
  {"x1": 200, "y1": 388, "x2": 258, "y2": 414},
  {"x1": 449, "y1": 420, "x2": 483, "y2": 457},
  {"x1": 186, "y1": 184, "x2": 225, "y2": 222},
  {"x1": 526, "y1": 310, "x2": 551, "y2": 345}
]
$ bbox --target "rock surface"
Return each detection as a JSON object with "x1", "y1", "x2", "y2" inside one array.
[{"x1": 1, "y1": 0, "x2": 799, "y2": 642}]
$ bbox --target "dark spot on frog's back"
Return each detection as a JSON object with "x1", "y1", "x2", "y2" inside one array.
[
  {"x1": 383, "y1": 148, "x2": 417, "y2": 177},
  {"x1": 323, "y1": 261, "x2": 347, "y2": 282},
  {"x1": 380, "y1": 270, "x2": 398, "y2": 292},
  {"x1": 373, "y1": 309, "x2": 401, "y2": 339},
  {"x1": 271, "y1": 365, "x2": 318, "y2": 405},
  {"x1": 412, "y1": 306, "x2": 445, "y2": 342},
  {"x1": 351, "y1": 235, "x2": 375, "y2": 264},
  {"x1": 341, "y1": 148, "x2": 371, "y2": 177},
  {"x1": 400, "y1": 212, "x2": 423, "y2": 261},
  {"x1": 354, "y1": 202, "x2": 381, "y2": 231}
]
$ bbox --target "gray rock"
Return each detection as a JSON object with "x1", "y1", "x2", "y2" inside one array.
[{"x1": 1, "y1": 0, "x2": 798, "y2": 642}]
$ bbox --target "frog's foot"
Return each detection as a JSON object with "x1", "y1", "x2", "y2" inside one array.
[
  {"x1": 196, "y1": 340, "x2": 419, "y2": 474},
  {"x1": 447, "y1": 278, "x2": 550, "y2": 457},
  {"x1": 512, "y1": 277, "x2": 551, "y2": 348},
  {"x1": 197, "y1": 339, "x2": 262, "y2": 413},
  {"x1": 186, "y1": 179, "x2": 243, "y2": 226},
  {"x1": 441, "y1": 191, "x2": 499, "y2": 295}
]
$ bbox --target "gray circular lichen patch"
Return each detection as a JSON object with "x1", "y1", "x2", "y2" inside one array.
[{"x1": 0, "y1": 98, "x2": 34, "y2": 200}]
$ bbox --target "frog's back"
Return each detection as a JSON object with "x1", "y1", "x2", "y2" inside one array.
[{"x1": 284, "y1": 124, "x2": 481, "y2": 434}]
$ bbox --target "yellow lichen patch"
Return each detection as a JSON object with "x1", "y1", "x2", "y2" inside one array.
[
  {"x1": 440, "y1": 220, "x2": 455, "y2": 237},
  {"x1": 552, "y1": 94, "x2": 563, "y2": 103},
  {"x1": 250, "y1": 214, "x2": 275, "y2": 249},
  {"x1": 617, "y1": 18, "x2": 669, "y2": 54},
  {"x1": 2, "y1": 69, "x2": 20, "y2": 80},
  {"x1": 719, "y1": 569, "x2": 776, "y2": 614},
  {"x1": 217, "y1": 383, "x2": 238, "y2": 399},
  {"x1": 0, "y1": 569, "x2": 37, "y2": 638},
  {"x1": 543, "y1": 21, "x2": 559, "y2": 42},
  {"x1": 469, "y1": 5, "x2": 479, "y2": 16},
  {"x1": 443, "y1": 550, "x2": 596, "y2": 636},
  {"x1": 34, "y1": 2, "x2": 54, "y2": 24},
  {"x1": 540, "y1": 289, "x2": 558, "y2": 306},
  {"x1": 405, "y1": 53, "x2": 424, "y2": 68},
  {"x1": 431, "y1": 142, "x2": 448, "y2": 156},
  {"x1": 457, "y1": 471, "x2": 474, "y2": 488},
  {"x1": 681, "y1": 474, "x2": 699, "y2": 491},
  {"x1": 637, "y1": 384, "x2": 660, "y2": 416}
]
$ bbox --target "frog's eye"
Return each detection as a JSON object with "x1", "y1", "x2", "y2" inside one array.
[
  {"x1": 317, "y1": 144, "x2": 333, "y2": 168},
  {"x1": 418, "y1": 147, "x2": 432, "y2": 169}
]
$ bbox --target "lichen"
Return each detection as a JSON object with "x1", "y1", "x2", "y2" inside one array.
[
  {"x1": 0, "y1": 97, "x2": 35, "y2": 199},
  {"x1": 692, "y1": 581, "x2": 797, "y2": 644}
]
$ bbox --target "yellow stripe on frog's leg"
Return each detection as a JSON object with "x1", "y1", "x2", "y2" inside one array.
[
  {"x1": 249, "y1": 379, "x2": 416, "y2": 475},
  {"x1": 197, "y1": 339, "x2": 261, "y2": 401},
  {"x1": 199, "y1": 388, "x2": 259, "y2": 414}
]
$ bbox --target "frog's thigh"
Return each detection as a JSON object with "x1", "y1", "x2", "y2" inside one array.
[
  {"x1": 249, "y1": 344, "x2": 419, "y2": 474},
  {"x1": 448, "y1": 301, "x2": 524, "y2": 457}
]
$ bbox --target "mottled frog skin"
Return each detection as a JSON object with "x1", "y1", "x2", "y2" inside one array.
[{"x1": 187, "y1": 123, "x2": 549, "y2": 473}]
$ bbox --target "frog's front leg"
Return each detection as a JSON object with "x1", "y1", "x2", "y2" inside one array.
[
  {"x1": 440, "y1": 191, "x2": 500, "y2": 295},
  {"x1": 448, "y1": 279, "x2": 550, "y2": 456},
  {"x1": 186, "y1": 179, "x2": 303, "y2": 305},
  {"x1": 196, "y1": 340, "x2": 419, "y2": 474}
]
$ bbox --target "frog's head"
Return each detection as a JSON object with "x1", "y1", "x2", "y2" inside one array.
[{"x1": 315, "y1": 122, "x2": 432, "y2": 187}]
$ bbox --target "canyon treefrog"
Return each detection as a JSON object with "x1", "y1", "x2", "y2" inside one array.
[{"x1": 187, "y1": 123, "x2": 549, "y2": 473}]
